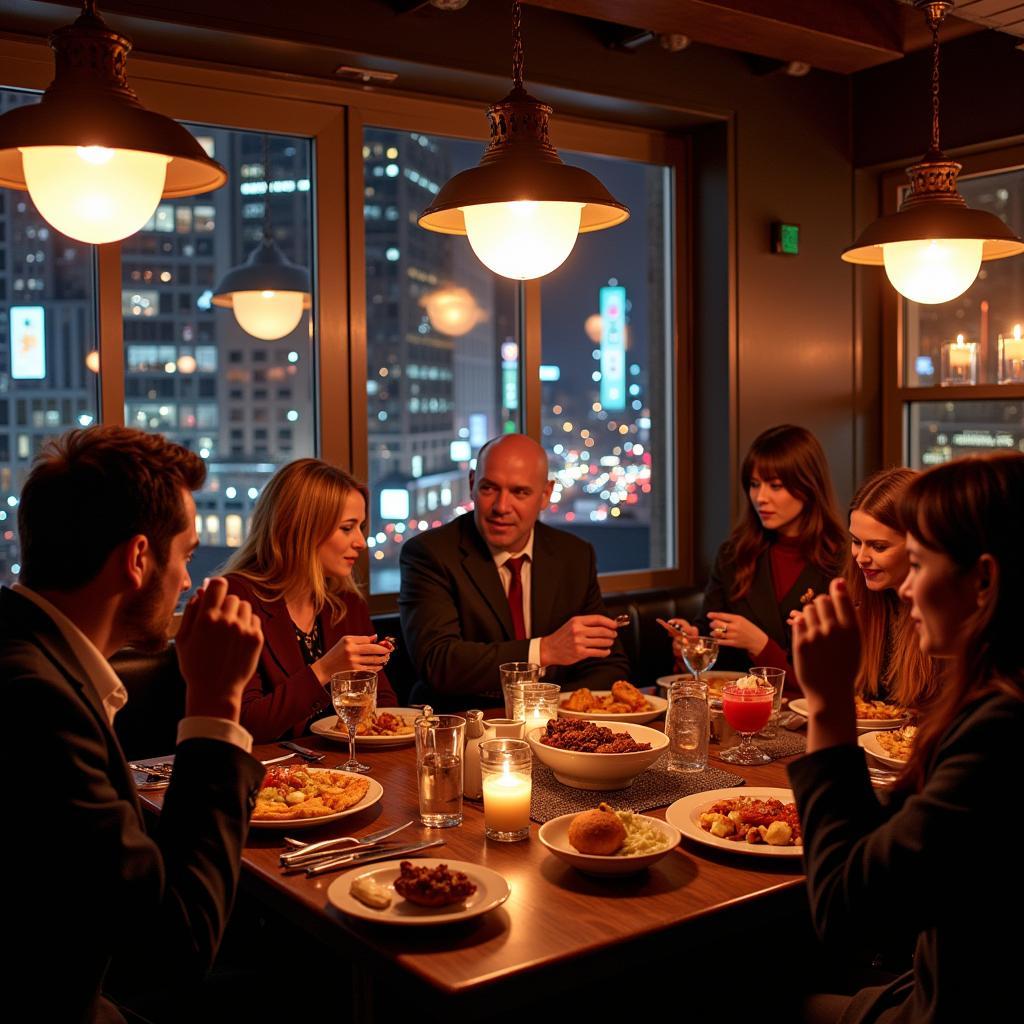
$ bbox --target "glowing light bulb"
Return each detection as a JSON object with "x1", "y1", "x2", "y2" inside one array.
[
  {"x1": 882, "y1": 238, "x2": 983, "y2": 305},
  {"x1": 230, "y1": 290, "x2": 305, "y2": 340},
  {"x1": 20, "y1": 146, "x2": 169, "y2": 244},
  {"x1": 461, "y1": 200, "x2": 583, "y2": 280}
]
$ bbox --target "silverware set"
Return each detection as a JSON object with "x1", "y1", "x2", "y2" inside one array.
[{"x1": 278, "y1": 820, "x2": 443, "y2": 876}]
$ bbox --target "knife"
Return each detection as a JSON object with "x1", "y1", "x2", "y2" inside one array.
[{"x1": 304, "y1": 839, "x2": 445, "y2": 877}]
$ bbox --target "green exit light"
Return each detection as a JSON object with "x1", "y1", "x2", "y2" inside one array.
[{"x1": 772, "y1": 222, "x2": 799, "y2": 255}]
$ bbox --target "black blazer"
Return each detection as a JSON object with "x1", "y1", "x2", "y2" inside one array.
[
  {"x1": 789, "y1": 693, "x2": 1024, "y2": 1022},
  {"x1": 695, "y1": 542, "x2": 832, "y2": 674},
  {"x1": 0, "y1": 587, "x2": 264, "y2": 1023},
  {"x1": 398, "y1": 515, "x2": 630, "y2": 706}
]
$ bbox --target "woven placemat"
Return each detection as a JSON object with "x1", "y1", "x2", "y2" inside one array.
[{"x1": 530, "y1": 754, "x2": 745, "y2": 823}]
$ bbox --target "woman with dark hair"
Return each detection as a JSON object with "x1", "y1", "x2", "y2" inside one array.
[
  {"x1": 666, "y1": 424, "x2": 846, "y2": 688},
  {"x1": 224, "y1": 458, "x2": 397, "y2": 743},
  {"x1": 791, "y1": 452, "x2": 1024, "y2": 1022},
  {"x1": 846, "y1": 467, "x2": 937, "y2": 711}
]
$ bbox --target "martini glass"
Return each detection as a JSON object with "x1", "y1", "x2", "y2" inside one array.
[{"x1": 679, "y1": 634, "x2": 719, "y2": 690}]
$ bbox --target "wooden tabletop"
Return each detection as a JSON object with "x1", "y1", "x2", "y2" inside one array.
[{"x1": 146, "y1": 726, "x2": 809, "y2": 1004}]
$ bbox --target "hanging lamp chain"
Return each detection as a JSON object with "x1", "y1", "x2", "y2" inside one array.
[
  {"x1": 913, "y1": 1, "x2": 952, "y2": 155},
  {"x1": 512, "y1": 1, "x2": 524, "y2": 91},
  {"x1": 262, "y1": 133, "x2": 274, "y2": 243}
]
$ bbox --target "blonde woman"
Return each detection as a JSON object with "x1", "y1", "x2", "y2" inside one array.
[{"x1": 224, "y1": 459, "x2": 397, "y2": 743}]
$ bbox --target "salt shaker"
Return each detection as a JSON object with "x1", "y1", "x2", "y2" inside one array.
[{"x1": 462, "y1": 709, "x2": 486, "y2": 799}]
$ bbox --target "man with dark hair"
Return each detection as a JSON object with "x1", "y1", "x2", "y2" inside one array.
[
  {"x1": 400, "y1": 434, "x2": 629, "y2": 707},
  {"x1": 1, "y1": 426, "x2": 265, "y2": 1023}
]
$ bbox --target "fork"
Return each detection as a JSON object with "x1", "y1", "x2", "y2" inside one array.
[{"x1": 280, "y1": 821, "x2": 415, "y2": 867}]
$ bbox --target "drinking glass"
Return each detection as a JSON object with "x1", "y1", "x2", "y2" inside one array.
[
  {"x1": 666, "y1": 678, "x2": 709, "y2": 773},
  {"x1": 751, "y1": 666, "x2": 785, "y2": 738},
  {"x1": 719, "y1": 680, "x2": 775, "y2": 765},
  {"x1": 678, "y1": 635, "x2": 719, "y2": 689},
  {"x1": 414, "y1": 713, "x2": 466, "y2": 828},
  {"x1": 330, "y1": 670, "x2": 377, "y2": 773},
  {"x1": 500, "y1": 661, "x2": 540, "y2": 717}
]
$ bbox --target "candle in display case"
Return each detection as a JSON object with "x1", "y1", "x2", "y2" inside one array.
[
  {"x1": 998, "y1": 324, "x2": 1024, "y2": 384},
  {"x1": 940, "y1": 334, "x2": 978, "y2": 386}
]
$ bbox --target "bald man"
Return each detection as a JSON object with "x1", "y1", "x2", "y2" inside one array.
[{"x1": 399, "y1": 434, "x2": 630, "y2": 707}]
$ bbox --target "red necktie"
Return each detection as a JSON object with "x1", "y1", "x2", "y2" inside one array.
[{"x1": 505, "y1": 555, "x2": 528, "y2": 641}]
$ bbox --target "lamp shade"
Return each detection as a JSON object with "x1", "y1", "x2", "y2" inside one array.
[
  {"x1": 0, "y1": 7, "x2": 226, "y2": 243},
  {"x1": 420, "y1": 88, "x2": 628, "y2": 280},
  {"x1": 212, "y1": 236, "x2": 312, "y2": 341}
]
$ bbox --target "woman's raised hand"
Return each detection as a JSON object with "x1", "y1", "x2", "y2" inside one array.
[{"x1": 313, "y1": 633, "x2": 391, "y2": 682}]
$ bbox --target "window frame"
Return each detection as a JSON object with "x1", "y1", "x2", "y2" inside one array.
[
  {"x1": 881, "y1": 142, "x2": 1024, "y2": 466},
  {"x1": 0, "y1": 34, "x2": 692, "y2": 610}
]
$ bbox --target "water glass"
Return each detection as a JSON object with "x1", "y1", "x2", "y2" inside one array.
[
  {"x1": 751, "y1": 666, "x2": 785, "y2": 738},
  {"x1": 509, "y1": 682, "x2": 561, "y2": 734},
  {"x1": 666, "y1": 678, "x2": 709, "y2": 773},
  {"x1": 330, "y1": 670, "x2": 377, "y2": 773},
  {"x1": 480, "y1": 738, "x2": 532, "y2": 842},
  {"x1": 414, "y1": 713, "x2": 466, "y2": 828},
  {"x1": 500, "y1": 662, "x2": 540, "y2": 717}
]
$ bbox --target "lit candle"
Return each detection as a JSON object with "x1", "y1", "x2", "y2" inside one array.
[
  {"x1": 941, "y1": 334, "x2": 979, "y2": 386},
  {"x1": 482, "y1": 770, "x2": 532, "y2": 833},
  {"x1": 999, "y1": 323, "x2": 1024, "y2": 384}
]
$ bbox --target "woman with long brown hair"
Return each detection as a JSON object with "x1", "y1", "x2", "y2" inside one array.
[
  {"x1": 666, "y1": 424, "x2": 846, "y2": 688},
  {"x1": 224, "y1": 458, "x2": 397, "y2": 743},
  {"x1": 846, "y1": 467, "x2": 937, "y2": 710},
  {"x1": 791, "y1": 451, "x2": 1024, "y2": 1022}
]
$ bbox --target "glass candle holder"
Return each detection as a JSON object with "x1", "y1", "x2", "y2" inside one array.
[
  {"x1": 480, "y1": 738, "x2": 532, "y2": 841},
  {"x1": 940, "y1": 336, "x2": 978, "y2": 386},
  {"x1": 998, "y1": 325, "x2": 1024, "y2": 384},
  {"x1": 510, "y1": 682, "x2": 561, "y2": 734}
]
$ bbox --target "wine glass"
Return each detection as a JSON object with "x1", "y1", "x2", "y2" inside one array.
[
  {"x1": 719, "y1": 680, "x2": 775, "y2": 765},
  {"x1": 330, "y1": 670, "x2": 377, "y2": 773},
  {"x1": 679, "y1": 635, "x2": 719, "y2": 690}
]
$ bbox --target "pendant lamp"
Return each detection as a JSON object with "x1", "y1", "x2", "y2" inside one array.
[
  {"x1": 419, "y1": 1, "x2": 628, "y2": 280},
  {"x1": 842, "y1": 0, "x2": 1023, "y2": 305},
  {"x1": 0, "y1": 1, "x2": 226, "y2": 245},
  {"x1": 212, "y1": 135, "x2": 311, "y2": 341}
]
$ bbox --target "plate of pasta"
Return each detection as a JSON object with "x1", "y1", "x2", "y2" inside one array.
[
  {"x1": 790, "y1": 697, "x2": 910, "y2": 732},
  {"x1": 859, "y1": 725, "x2": 916, "y2": 768}
]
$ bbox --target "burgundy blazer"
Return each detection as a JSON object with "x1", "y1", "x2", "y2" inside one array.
[{"x1": 226, "y1": 574, "x2": 397, "y2": 743}]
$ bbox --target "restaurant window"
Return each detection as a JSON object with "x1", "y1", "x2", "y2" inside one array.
[
  {"x1": 892, "y1": 157, "x2": 1024, "y2": 467},
  {"x1": 0, "y1": 87, "x2": 100, "y2": 588},
  {"x1": 539, "y1": 152, "x2": 674, "y2": 575},
  {"x1": 122, "y1": 125, "x2": 317, "y2": 585},
  {"x1": 362, "y1": 127, "x2": 520, "y2": 593}
]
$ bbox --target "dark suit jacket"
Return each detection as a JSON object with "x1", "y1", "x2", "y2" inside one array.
[
  {"x1": 225, "y1": 575, "x2": 397, "y2": 744},
  {"x1": 0, "y1": 587, "x2": 264, "y2": 1024},
  {"x1": 398, "y1": 515, "x2": 629, "y2": 706},
  {"x1": 695, "y1": 542, "x2": 832, "y2": 687},
  {"x1": 789, "y1": 692, "x2": 1024, "y2": 1022}
]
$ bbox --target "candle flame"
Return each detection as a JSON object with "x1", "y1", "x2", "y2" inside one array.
[
  {"x1": 956, "y1": 334, "x2": 965, "y2": 346},
  {"x1": 1015, "y1": 324, "x2": 1022, "y2": 341}
]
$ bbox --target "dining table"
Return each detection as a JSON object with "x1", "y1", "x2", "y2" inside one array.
[{"x1": 140, "y1": 719, "x2": 815, "y2": 1021}]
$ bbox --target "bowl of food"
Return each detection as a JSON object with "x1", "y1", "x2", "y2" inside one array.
[
  {"x1": 538, "y1": 803, "x2": 681, "y2": 875},
  {"x1": 526, "y1": 719, "x2": 669, "y2": 790}
]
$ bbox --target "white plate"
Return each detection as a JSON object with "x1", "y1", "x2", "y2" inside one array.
[
  {"x1": 327, "y1": 859, "x2": 510, "y2": 925},
  {"x1": 665, "y1": 787, "x2": 803, "y2": 858},
  {"x1": 656, "y1": 671, "x2": 744, "y2": 696},
  {"x1": 789, "y1": 697, "x2": 909, "y2": 732},
  {"x1": 309, "y1": 708, "x2": 418, "y2": 747},
  {"x1": 557, "y1": 692, "x2": 667, "y2": 724},
  {"x1": 250, "y1": 770, "x2": 384, "y2": 830},
  {"x1": 538, "y1": 812, "x2": 680, "y2": 875},
  {"x1": 858, "y1": 730, "x2": 910, "y2": 769}
]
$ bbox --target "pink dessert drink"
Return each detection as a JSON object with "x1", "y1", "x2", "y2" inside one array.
[{"x1": 722, "y1": 688, "x2": 773, "y2": 734}]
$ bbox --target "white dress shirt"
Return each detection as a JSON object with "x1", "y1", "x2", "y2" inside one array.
[
  {"x1": 13, "y1": 583, "x2": 252, "y2": 753},
  {"x1": 489, "y1": 530, "x2": 543, "y2": 667}
]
